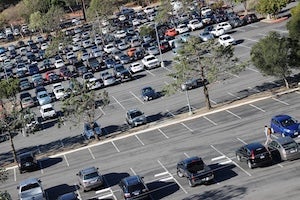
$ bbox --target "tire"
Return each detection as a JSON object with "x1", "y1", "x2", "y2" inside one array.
[
  {"x1": 247, "y1": 160, "x2": 253, "y2": 169},
  {"x1": 177, "y1": 170, "x2": 184, "y2": 178},
  {"x1": 188, "y1": 179, "x2": 195, "y2": 187},
  {"x1": 236, "y1": 154, "x2": 241, "y2": 161}
]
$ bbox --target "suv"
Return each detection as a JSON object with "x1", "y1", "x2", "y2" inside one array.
[
  {"x1": 270, "y1": 115, "x2": 300, "y2": 138},
  {"x1": 236, "y1": 142, "x2": 272, "y2": 169},
  {"x1": 82, "y1": 122, "x2": 102, "y2": 140},
  {"x1": 17, "y1": 178, "x2": 46, "y2": 200},
  {"x1": 119, "y1": 175, "x2": 149, "y2": 200},
  {"x1": 40, "y1": 104, "x2": 57, "y2": 120},
  {"x1": 267, "y1": 136, "x2": 300, "y2": 161},
  {"x1": 76, "y1": 167, "x2": 104, "y2": 192},
  {"x1": 126, "y1": 109, "x2": 147, "y2": 128},
  {"x1": 18, "y1": 152, "x2": 39, "y2": 173}
]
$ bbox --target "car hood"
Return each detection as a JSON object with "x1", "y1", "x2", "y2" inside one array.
[{"x1": 285, "y1": 124, "x2": 300, "y2": 132}]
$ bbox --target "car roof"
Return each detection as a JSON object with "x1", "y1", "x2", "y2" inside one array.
[
  {"x1": 122, "y1": 175, "x2": 142, "y2": 186},
  {"x1": 273, "y1": 136, "x2": 295, "y2": 145},
  {"x1": 272, "y1": 115, "x2": 291, "y2": 121},
  {"x1": 244, "y1": 142, "x2": 265, "y2": 150},
  {"x1": 181, "y1": 156, "x2": 202, "y2": 164},
  {"x1": 80, "y1": 166, "x2": 98, "y2": 175},
  {"x1": 18, "y1": 151, "x2": 34, "y2": 158},
  {"x1": 19, "y1": 178, "x2": 40, "y2": 187},
  {"x1": 41, "y1": 104, "x2": 53, "y2": 109}
]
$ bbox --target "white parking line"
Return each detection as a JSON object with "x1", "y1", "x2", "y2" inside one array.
[
  {"x1": 39, "y1": 161, "x2": 44, "y2": 174},
  {"x1": 135, "y1": 135, "x2": 145, "y2": 146},
  {"x1": 181, "y1": 122, "x2": 193, "y2": 132},
  {"x1": 226, "y1": 110, "x2": 242, "y2": 119},
  {"x1": 157, "y1": 160, "x2": 188, "y2": 194},
  {"x1": 130, "y1": 167, "x2": 136, "y2": 175},
  {"x1": 259, "y1": 33, "x2": 267, "y2": 36},
  {"x1": 225, "y1": 71, "x2": 239, "y2": 78},
  {"x1": 227, "y1": 92, "x2": 241, "y2": 99},
  {"x1": 98, "y1": 107, "x2": 106, "y2": 115},
  {"x1": 130, "y1": 91, "x2": 144, "y2": 104},
  {"x1": 88, "y1": 148, "x2": 95, "y2": 159},
  {"x1": 166, "y1": 110, "x2": 175, "y2": 117},
  {"x1": 95, "y1": 188, "x2": 117, "y2": 200},
  {"x1": 145, "y1": 69, "x2": 155, "y2": 76},
  {"x1": 295, "y1": 91, "x2": 300, "y2": 95},
  {"x1": 237, "y1": 137, "x2": 247, "y2": 145},
  {"x1": 75, "y1": 184, "x2": 82, "y2": 200},
  {"x1": 112, "y1": 96, "x2": 126, "y2": 110},
  {"x1": 210, "y1": 99, "x2": 217, "y2": 104},
  {"x1": 63, "y1": 154, "x2": 70, "y2": 167},
  {"x1": 184, "y1": 152, "x2": 190, "y2": 158},
  {"x1": 271, "y1": 97, "x2": 289, "y2": 105},
  {"x1": 246, "y1": 67, "x2": 259, "y2": 73},
  {"x1": 210, "y1": 145, "x2": 252, "y2": 177},
  {"x1": 203, "y1": 116, "x2": 218, "y2": 126},
  {"x1": 158, "y1": 128, "x2": 169, "y2": 139},
  {"x1": 111, "y1": 141, "x2": 120, "y2": 152},
  {"x1": 211, "y1": 155, "x2": 226, "y2": 161},
  {"x1": 162, "y1": 66, "x2": 172, "y2": 72},
  {"x1": 244, "y1": 37, "x2": 258, "y2": 42},
  {"x1": 249, "y1": 104, "x2": 266, "y2": 112},
  {"x1": 14, "y1": 168, "x2": 16, "y2": 181}
]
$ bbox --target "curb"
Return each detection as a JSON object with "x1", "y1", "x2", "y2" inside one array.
[
  {"x1": 261, "y1": 16, "x2": 289, "y2": 23},
  {"x1": 5, "y1": 86, "x2": 299, "y2": 171}
]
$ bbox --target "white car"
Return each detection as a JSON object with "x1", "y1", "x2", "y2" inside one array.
[
  {"x1": 102, "y1": 74, "x2": 116, "y2": 86},
  {"x1": 40, "y1": 104, "x2": 56, "y2": 120},
  {"x1": 86, "y1": 77, "x2": 103, "y2": 90},
  {"x1": 82, "y1": 39, "x2": 91, "y2": 48},
  {"x1": 94, "y1": 37, "x2": 102, "y2": 45},
  {"x1": 210, "y1": 27, "x2": 225, "y2": 37},
  {"x1": 187, "y1": 19, "x2": 203, "y2": 31},
  {"x1": 218, "y1": 34, "x2": 235, "y2": 46},
  {"x1": 104, "y1": 43, "x2": 117, "y2": 54},
  {"x1": 132, "y1": 19, "x2": 140, "y2": 26},
  {"x1": 216, "y1": 22, "x2": 232, "y2": 32},
  {"x1": 117, "y1": 41, "x2": 130, "y2": 50},
  {"x1": 176, "y1": 24, "x2": 190, "y2": 34},
  {"x1": 144, "y1": 7, "x2": 155, "y2": 14},
  {"x1": 118, "y1": 14, "x2": 127, "y2": 21},
  {"x1": 201, "y1": 7, "x2": 212, "y2": 16},
  {"x1": 129, "y1": 62, "x2": 144, "y2": 73},
  {"x1": 40, "y1": 43, "x2": 48, "y2": 50},
  {"x1": 142, "y1": 55, "x2": 160, "y2": 69},
  {"x1": 114, "y1": 30, "x2": 127, "y2": 39},
  {"x1": 72, "y1": 43, "x2": 81, "y2": 51},
  {"x1": 54, "y1": 59, "x2": 65, "y2": 68},
  {"x1": 52, "y1": 83, "x2": 66, "y2": 100},
  {"x1": 81, "y1": 51, "x2": 90, "y2": 61}
]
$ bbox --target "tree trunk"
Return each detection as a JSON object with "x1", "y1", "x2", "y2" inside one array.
[
  {"x1": 9, "y1": 131, "x2": 17, "y2": 164},
  {"x1": 283, "y1": 77, "x2": 289, "y2": 89},
  {"x1": 200, "y1": 66, "x2": 211, "y2": 110}
]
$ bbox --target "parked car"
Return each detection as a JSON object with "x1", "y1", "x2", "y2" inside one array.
[
  {"x1": 176, "y1": 24, "x2": 190, "y2": 34},
  {"x1": 129, "y1": 62, "x2": 144, "y2": 73},
  {"x1": 36, "y1": 91, "x2": 51, "y2": 106},
  {"x1": 82, "y1": 122, "x2": 102, "y2": 139},
  {"x1": 267, "y1": 136, "x2": 300, "y2": 161},
  {"x1": 199, "y1": 31, "x2": 214, "y2": 42},
  {"x1": 236, "y1": 142, "x2": 272, "y2": 169},
  {"x1": 40, "y1": 104, "x2": 57, "y2": 120},
  {"x1": 57, "y1": 192, "x2": 79, "y2": 200},
  {"x1": 119, "y1": 175, "x2": 149, "y2": 200},
  {"x1": 76, "y1": 167, "x2": 104, "y2": 192},
  {"x1": 270, "y1": 115, "x2": 300, "y2": 138},
  {"x1": 210, "y1": 27, "x2": 225, "y2": 37},
  {"x1": 141, "y1": 86, "x2": 157, "y2": 101},
  {"x1": 142, "y1": 55, "x2": 160, "y2": 69},
  {"x1": 126, "y1": 109, "x2": 147, "y2": 127},
  {"x1": 20, "y1": 92, "x2": 35, "y2": 108},
  {"x1": 165, "y1": 28, "x2": 178, "y2": 37},
  {"x1": 52, "y1": 83, "x2": 68, "y2": 100},
  {"x1": 17, "y1": 152, "x2": 39, "y2": 173},
  {"x1": 86, "y1": 78, "x2": 103, "y2": 90},
  {"x1": 187, "y1": 19, "x2": 203, "y2": 31},
  {"x1": 17, "y1": 178, "x2": 46, "y2": 200},
  {"x1": 181, "y1": 78, "x2": 206, "y2": 91},
  {"x1": 218, "y1": 34, "x2": 235, "y2": 46},
  {"x1": 19, "y1": 77, "x2": 32, "y2": 91}
]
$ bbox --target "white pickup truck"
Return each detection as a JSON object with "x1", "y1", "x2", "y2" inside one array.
[{"x1": 141, "y1": 55, "x2": 160, "y2": 69}]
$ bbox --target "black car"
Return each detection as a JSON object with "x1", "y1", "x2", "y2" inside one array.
[
  {"x1": 141, "y1": 86, "x2": 157, "y2": 101},
  {"x1": 17, "y1": 152, "x2": 39, "y2": 173},
  {"x1": 236, "y1": 142, "x2": 272, "y2": 169},
  {"x1": 119, "y1": 175, "x2": 150, "y2": 200},
  {"x1": 242, "y1": 13, "x2": 258, "y2": 24},
  {"x1": 57, "y1": 192, "x2": 79, "y2": 200},
  {"x1": 87, "y1": 57, "x2": 101, "y2": 72}
]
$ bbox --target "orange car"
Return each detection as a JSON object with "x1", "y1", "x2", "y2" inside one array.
[
  {"x1": 127, "y1": 47, "x2": 136, "y2": 57},
  {"x1": 165, "y1": 28, "x2": 178, "y2": 37}
]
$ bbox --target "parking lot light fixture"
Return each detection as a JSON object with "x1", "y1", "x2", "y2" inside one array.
[{"x1": 185, "y1": 89, "x2": 193, "y2": 115}]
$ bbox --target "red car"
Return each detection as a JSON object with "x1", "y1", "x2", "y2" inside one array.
[
  {"x1": 165, "y1": 28, "x2": 178, "y2": 37},
  {"x1": 44, "y1": 71, "x2": 62, "y2": 83}
]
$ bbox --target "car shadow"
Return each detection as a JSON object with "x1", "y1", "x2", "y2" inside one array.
[
  {"x1": 132, "y1": 73, "x2": 147, "y2": 81},
  {"x1": 147, "y1": 180, "x2": 179, "y2": 200},
  {"x1": 45, "y1": 184, "x2": 78, "y2": 200},
  {"x1": 103, "y1": 172, "x2": 130, "y2": 187},
  {"x1": 39, "y1": 157, "x2": 63, "y2": 169},
  {"x1": 226, "y1": 30, "x2": 237, "y2": 35},
  {"x1": 235, "y1": 39, "x2": 244, "y2": 45}
]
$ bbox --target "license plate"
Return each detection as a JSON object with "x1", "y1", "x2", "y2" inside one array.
[
  {"x1": 260, "y1": 155, "x2": 265, "y2": 159},
  {"x1": 290, "y1": 150, "x2": 296, "y2": 153}
]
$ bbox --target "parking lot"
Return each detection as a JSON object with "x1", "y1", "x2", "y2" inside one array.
[{"x1": 2, "y1": 89, "x2": 300, "y2": 199}]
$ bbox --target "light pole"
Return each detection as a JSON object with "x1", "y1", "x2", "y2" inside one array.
[
  {"x1": 154, "y1": 23, "x2": 165, "y2": 68},
  {"x1": 185, "y1": 88, "x2": 193, "y2": 115}
]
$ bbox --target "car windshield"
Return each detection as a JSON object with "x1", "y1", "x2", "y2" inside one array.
[
  {"x1": 20, "y1": 183, "x2": 42, "y2": 198},
  {"x1": 253, "y1": 147, "x2": 266, "y2": 155},
  {"x1": 280, "y1": 118, "x2": 296, "y2": 127},
  {"x1": 39, "y1": 93, "x2": 48, "y2": 98},
  {"x1": 44, "y1": 107, "x2": 53, "y2": 112},
  {"x1": 20, "y1": 183, "x2": 40, "y2": 192},
  {"x1": 127, "y1": 182, "x2": 145, "y2": 193},
  {"x1": 20, "y1": 156, "x2": 33, "y2": 163},
  {"x1": 130, "y1": 111, "x2": 143, "y2": 118},
  {"x1": 186, "y1": 160, "x2": 204, "y2": 173},
  {"x1": 282, "y1": 141, "x2": 298, "y2": 150},
  {"x1": 84, "y1": 172, "x2": 98, "y2": 180},
  {"x1": 143, "y1": 87, "x2": 153, "y2": 93}
]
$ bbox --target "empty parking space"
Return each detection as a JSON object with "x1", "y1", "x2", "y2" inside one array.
[
  {"x1": 228, "y1": 104, "x2": 265, "y2": 118},
  {"x1": 135, "y1": 130, "x2": 168, "y2": 145},
  {"x1": 159, "y1": 123, "x2": 191, "y2": 138},
  {"x1": 90, "y1": 142, "x2": 118, "y2": 158},
  {"x1": 65, "y1": 149, "x2": 93, "y2": 166},
  {"x1": 252, "y1": 98, "x2": 290, "y2": 111},
  {"x1": 113, "y1": 135, "x2": 143, "y2": 152},
  {"x1": 205, "y1": 110, "x2": 241, "y2": 125}
]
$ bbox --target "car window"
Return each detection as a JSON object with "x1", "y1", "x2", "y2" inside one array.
[
  {"x1": 20, "y1": 183, "x2": 40, "y2": 192},
  {"x1": 280, "y1": 118, "x2": 296, "y2": 127},
  {"x1": 130, "y1": 111, "x2": 143, "y2": 118},
  {"x1": 84, "y1": 172, "x2": 98, "y2": 180},
  {"x1": 254, "y1": 147, "x2": 267, "y2": 155},
  {"x1": 186, "y1": 160, "x2": 204, "y2": 173},
  {"x1": 127, "y1": 182, "x2": 145, "y2": 193},
  {"x1": 282, "y1": 141, "x2": 298, "y2": 150}
]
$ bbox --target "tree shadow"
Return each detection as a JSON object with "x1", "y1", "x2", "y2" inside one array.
[
  {"x1": 103, "y1": 172, "x2": 130, "y2": 187},
  {"x1": 182, "y1": 185, "x2": 247, "y2": 200},
  {"x1": 147, "y1": 180, "x2": 179, "y2": 200},
  {"x1": 45, "y1": 184, "x2": 78, "y2": 200},
  {"x1": 39, "y1": 157, "x2": 63, "y2": 169},
  {"x1": 234, "y1": 39, "x2": 244, "y2": 45}
]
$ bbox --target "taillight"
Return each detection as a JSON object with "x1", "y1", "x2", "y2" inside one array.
[
  {"x1": 251, "y1": 150, "x2": 255, "y2": 159},
  {"x1": 124, "y1": 193, "x2": 131, "y2": 198}
]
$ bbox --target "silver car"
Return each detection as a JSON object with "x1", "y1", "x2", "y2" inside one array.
[
  {"x1": 267, "y1": 136, "x2": 300, "y2": 161},
  {"x1": 18, "y1": 178, "x2": 46, "y2": 200},
  {"x1": 77, "y1": 167, "x2": 104, "y2": 192}
]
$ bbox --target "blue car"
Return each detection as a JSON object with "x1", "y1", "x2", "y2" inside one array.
[
  {"x1": 271, "y1": 115, "x2": 300, "y2": 138},
  {"x1": 82, "y1": 122, "x2": 102, "y2": 140},
  {"x1": 141, "y1": 86, "x2": 157, "y2": 101}
]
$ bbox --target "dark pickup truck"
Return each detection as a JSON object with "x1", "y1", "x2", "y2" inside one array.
[{"x1": 176, "y1": 156, "x2": 214, "y2": 187}]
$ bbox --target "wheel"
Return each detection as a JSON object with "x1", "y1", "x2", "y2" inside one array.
[
  {"x1": 188, "y1": 179, "x2": 195, "y2": 187},
  {"x1": 236, "y1": 154, "x2": 241, "y2": 161},
  {"x1": 247, "y1": 160, "x2": 253, "y2": 169},
  {"x1": 177, "y1": 170, "x2": 184, "y2": 178}
]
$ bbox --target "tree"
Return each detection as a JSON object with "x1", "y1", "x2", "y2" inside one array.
[
  {"x1": 61, "y1": 79, "x2": 110, "y2": 140},
  {"x1": 42, "y1": 5, "x2": 65, "y2": 32},
  {"x1": 256, "y1": 0, "x2": 289, "y2": 19},
  {"x1": 165, "y1": 36, "x2": 244, "y2": 110},
  {"x1": 139, "y1": 25, "x2": 155, "y2": 38},
  {"x1": 250, "y1": 31, "x2": 297, "y2": 89},
  {"x1": 29, "y1": 11, "x2": 44, "y2": 33},
  {"x1": 287, "y1": 2, "x2": 300, "y2": 42},
  {"x1": 87, "y1": 0, "x2": 117, "y2": 21},
  {"x1": 0, "y1": 168, "x2": 11, "y2": 200},
  {"x1": 46, "y1": 30, "x2": 71, "y2": 57}
]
